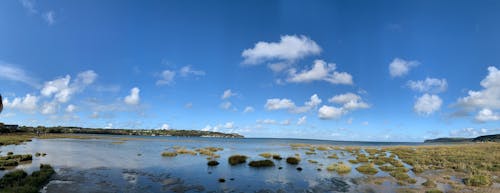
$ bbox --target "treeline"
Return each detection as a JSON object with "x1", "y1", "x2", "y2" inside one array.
[{"x1": 0, "y1": 124, "x2": 244, "y2": 138}]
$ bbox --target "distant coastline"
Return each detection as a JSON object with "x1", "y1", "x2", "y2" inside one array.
[
  {"x1": 0, "y1": 122, "x2": 244, "y2": 138},
  {"x1": 424, "y1": 134, "x2": 500, "y2": 143}
]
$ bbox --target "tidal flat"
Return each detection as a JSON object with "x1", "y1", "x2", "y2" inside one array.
[{"x1": 0, "y1": 135, "x2": 498, "y2": 193}]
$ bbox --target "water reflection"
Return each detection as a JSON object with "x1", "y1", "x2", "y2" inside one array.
[{"x1": 0, "y1": 136, "x2": 424, "y2": 192}]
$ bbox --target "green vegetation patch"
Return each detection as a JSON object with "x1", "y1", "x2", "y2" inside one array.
[
  {"x1": 326, "y1": 163, "x2": 351, "y2": 174},
  {"x1": 422, "y1": 179, "x2": 437, "y2": 188},
  {"x1": 463, "y1": 174, "x2": 492, "y2": 186},
  {"x1": 248, "y1": 160, "x2": 275, "y2": 167},
  {"x1": 0, "y1": 164, "x2": 55, "y2": 193},
  {"x1": 356, "y1": 164, "x2": 378, "y2": 175},
  {"x1": 228, "y1": 155, "x2": 247, "y2": 165},
  {"x1": 286, "y1": 157, "x2": 300, "y2": 165},
  {"x1": 161, "y1": 152, "x2": 178, "y2": 157}
]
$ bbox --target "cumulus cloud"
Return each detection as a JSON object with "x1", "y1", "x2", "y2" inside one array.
[
  {"x1": 265, "y1": 98, "x2": 295, "y2": 111},
  {"x1": 297, "y1": 116, "x2": 307, "y2": 125},
  {"x1": 2, "y1": 94, "x2": 39, "y2": 112},
  {"x1": 156, "y1": 70, "x2": 175, "y2": 85},
  {"x1": 41, "y1": 70, "x2": 97, "y2": 103},
  {"x1": 242, "y1": 35, "x2": 321, "y2": 65},
  {"x1": 475, "y1": 108, "x2": 500, "y2": 122},
  {"x1": 414, "y1": 94, "x2": 442, "y2": 115},
  {"x1": 160, "y1": 124, "x2": 171, "y2": 130},
  {"x1": 389, "y1": 58, "x2": 419, "y2": 77},
  {"x1": 201, "y1": 122, "x2": 235, "y2": 132},
  {"x1": 221, "y1": 89, "x2": 236, "y2": 99},
  {"x1": 287, "y1": 60, "x2": 353, "y2": 85},
  {"x1": 124, "y1": 87, "x2": 140, "y2": 105},
  {"x1": 318, "y1": 93, "x2": 370, "y2": 120},
  {"x1": 407, "y1": 78, "x2": 447, "y2": 93},
  {"x1": 243, "y1": 106, "x2": 254, "y2": 113},
  {"x1": 41, "y1": 101, "x2": 57, "y2": 114},
  {"x1": 0, "y1": 63, "x2": 39, "y2": 87},
  {"x1": 457, "y1": 66, "x2": 500, "y2": 111},
  {"x1": 66, "y1": 104, "x2": 76, "y2": 113},
  {"x1": 318, "y1": 105, "x2": 344, "y2": 119},
  {"x1": 265, "y1": 94, "x2": 322, "y2": 113}
]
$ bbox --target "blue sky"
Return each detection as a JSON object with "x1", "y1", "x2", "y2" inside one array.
[{"x1": 1, "y1": 0, "x2": 499, "y2": 141}]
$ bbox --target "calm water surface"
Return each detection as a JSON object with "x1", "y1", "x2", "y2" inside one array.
[{"x1": 0, "y1": 135, "x2": 422, "y2": 192}]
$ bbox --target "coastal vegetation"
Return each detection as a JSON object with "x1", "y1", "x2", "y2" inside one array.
[
  {"x1": 286, "y1": 157, "x2": 300, "y2": 165},
  {"x1": 228, "y1": 155, "x2": 247, "y2": 165},
  {"x1": 0, "y1": 164, "x2": 55, "y2": 193},
  {"x1": 326, "y1": 162, "x2": 351, "y2": 174},
  {"x1": 248, "y1": 160, "x2": 275, "y2": 167}
]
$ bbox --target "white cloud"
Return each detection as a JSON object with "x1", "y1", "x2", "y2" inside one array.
[
  {"x1": 265, "y1": 98, "x2": 295, "y2": 110},
  {"x1": 156, "y1": 70, "x2": 176, "y2": 85},
  {"x1": 243, "y1": 106, "x2": 254, "y2": 113},
  {"x1": 317, "y1": 93, "x2": 370, "y2": 120},
  {"x1": 0, "y1": 63, "x2": 39, "y2": 87},
  {"x1": 267, "y1": 62, "x2": 290, "y2": 72},
  {"x1": 160, "y1": 124, "x2": 171, "y2": 130},
  {"x1": 257, "y1": 119, "x2": 277, "y2": 125},
  {"x1": 223, "y1": 122, "x2": 234, "y2": 129},
  {"x1": 449, "y1": 127, "x2": 495, "y2": 137},
  {"x1": 220, "y1": 101, "x2": 232, "y2": 110},
  {"x1": 221, "y1": 89, "x2": 236, "y2": 99},
  {"x1": 287, "y1": 60, "x2": 353, "y2": 85},
  {"x1": 475, "y1": 108, "x2": 500, "y2": 122},
  {"x1": 65, "y1": 104, "x2": 76, "y2": 113},
  {"x1": 389, "y1": 58, "x2": 419, "y2": 77},
  {"x1": 43, "y1": 11, "x2": 55, "y2": 25},
  {"x1": 407, "y1": 78, "x2": 447, "y2": 93},
  {"x1": 297, "y1": 116, "x2": 307, "y2": 125},
  {"x1": 242, "y1": 35, "x2": 321, "y2": 65},
  {"x1": 41, "y1": 70, "x2": 97, "y2": 103},
  {"x1": 329, "y1": 93, "x2": 361, "y2": 104},
  {"x1": 414, "y1": 94, "x2": 442, "y2": 115},
  {"x1": 457, "y1": 66, "x2": 500, "y2": 110},
  {"x1": 41, "y1": 101, "x2": 57, "y2": 114},
  {"x1": 265, "y1": 94, "x2": 322, "y2": 114},
  {"x1": 328, "y1": 92, "x2": 370, "y2": 111},
  {"x1": 278, "y1": 119, "x2": 290, "y2": 126},
  {"x1": 201, "y1": 125, "x2": 217, "y2": 132},
  {"x1": 2, "y1": 94, "x2": 39, "y2": 112},
  {"x1": 179, "y1": 65, "x2": 205, "y2": 77},
  {"x1": 318, "y1": 105, "x2": 344, "y2": 119},
  {"x1": 105, "y1": 123, "x2": 113, "y2": 129},
  {"x1": 124, "y1": 87, "x2": 140, "y2": 105},
  {"x1": 292, "y1": 94, "x2": 322, "y2": 113}
]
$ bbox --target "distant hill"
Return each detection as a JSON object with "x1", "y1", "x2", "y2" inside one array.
[{"x1": 424, "y1": 134, "x2": 500, "y2": 143}]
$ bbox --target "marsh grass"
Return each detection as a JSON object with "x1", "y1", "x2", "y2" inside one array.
[
  {"x1": 384, "y1": 143, "x2": 499, "y2": 187},
  {"x1": 327, "y1": 154, "x2": 339, "y2": 159},
  {"x1": 272, "y1": 154, "x2": 282, "y2": 160},
  {"x1": 356, "y1": 164, "x2": 378, "y2": 175},
  {"x1": 161, "y1": 152, "x2": 178, "y2": 157},
  {"x1": 307, "y1": 160, "x2": 318, "y2": 164},
  {"x1": 258, "y1": 153, "x2": 273, "y2": 158},
  {"x1": 286, "y1": 157, "x2": 300, "y2": 165},
  {"x1": 0, "y1": 154, "x2": 33, "y2": 169},
  {"x1": 0, "y1": 164, "x2": 55, "y2": 193},
  {"x1": 422, "y1": 179, "x2": 437, "y2": 188},
  {"x1": 316, "y1": 145, "x2": 330, "y2": 151},
  {"x1": 111, "y1": 141, "x2": 125, "y2": 144},
  {"x1": 228, "y1": 155, "x2": 247, "y2": 165},
  {"x1": 207, "y1": 160, "x2": 219, "y2": 166},
  {"x1": 175, "y1": 148, "x2": 197, "y2": 155},
  {"x1": 463, "y1": 174, "x2": 492, "y2": 186},
  {"x1": 248, "y1": 160, "x2": 275, "y2": 167},
  {"x1": 326, "y1": 163, "x2": 351, "y2": 174}
]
